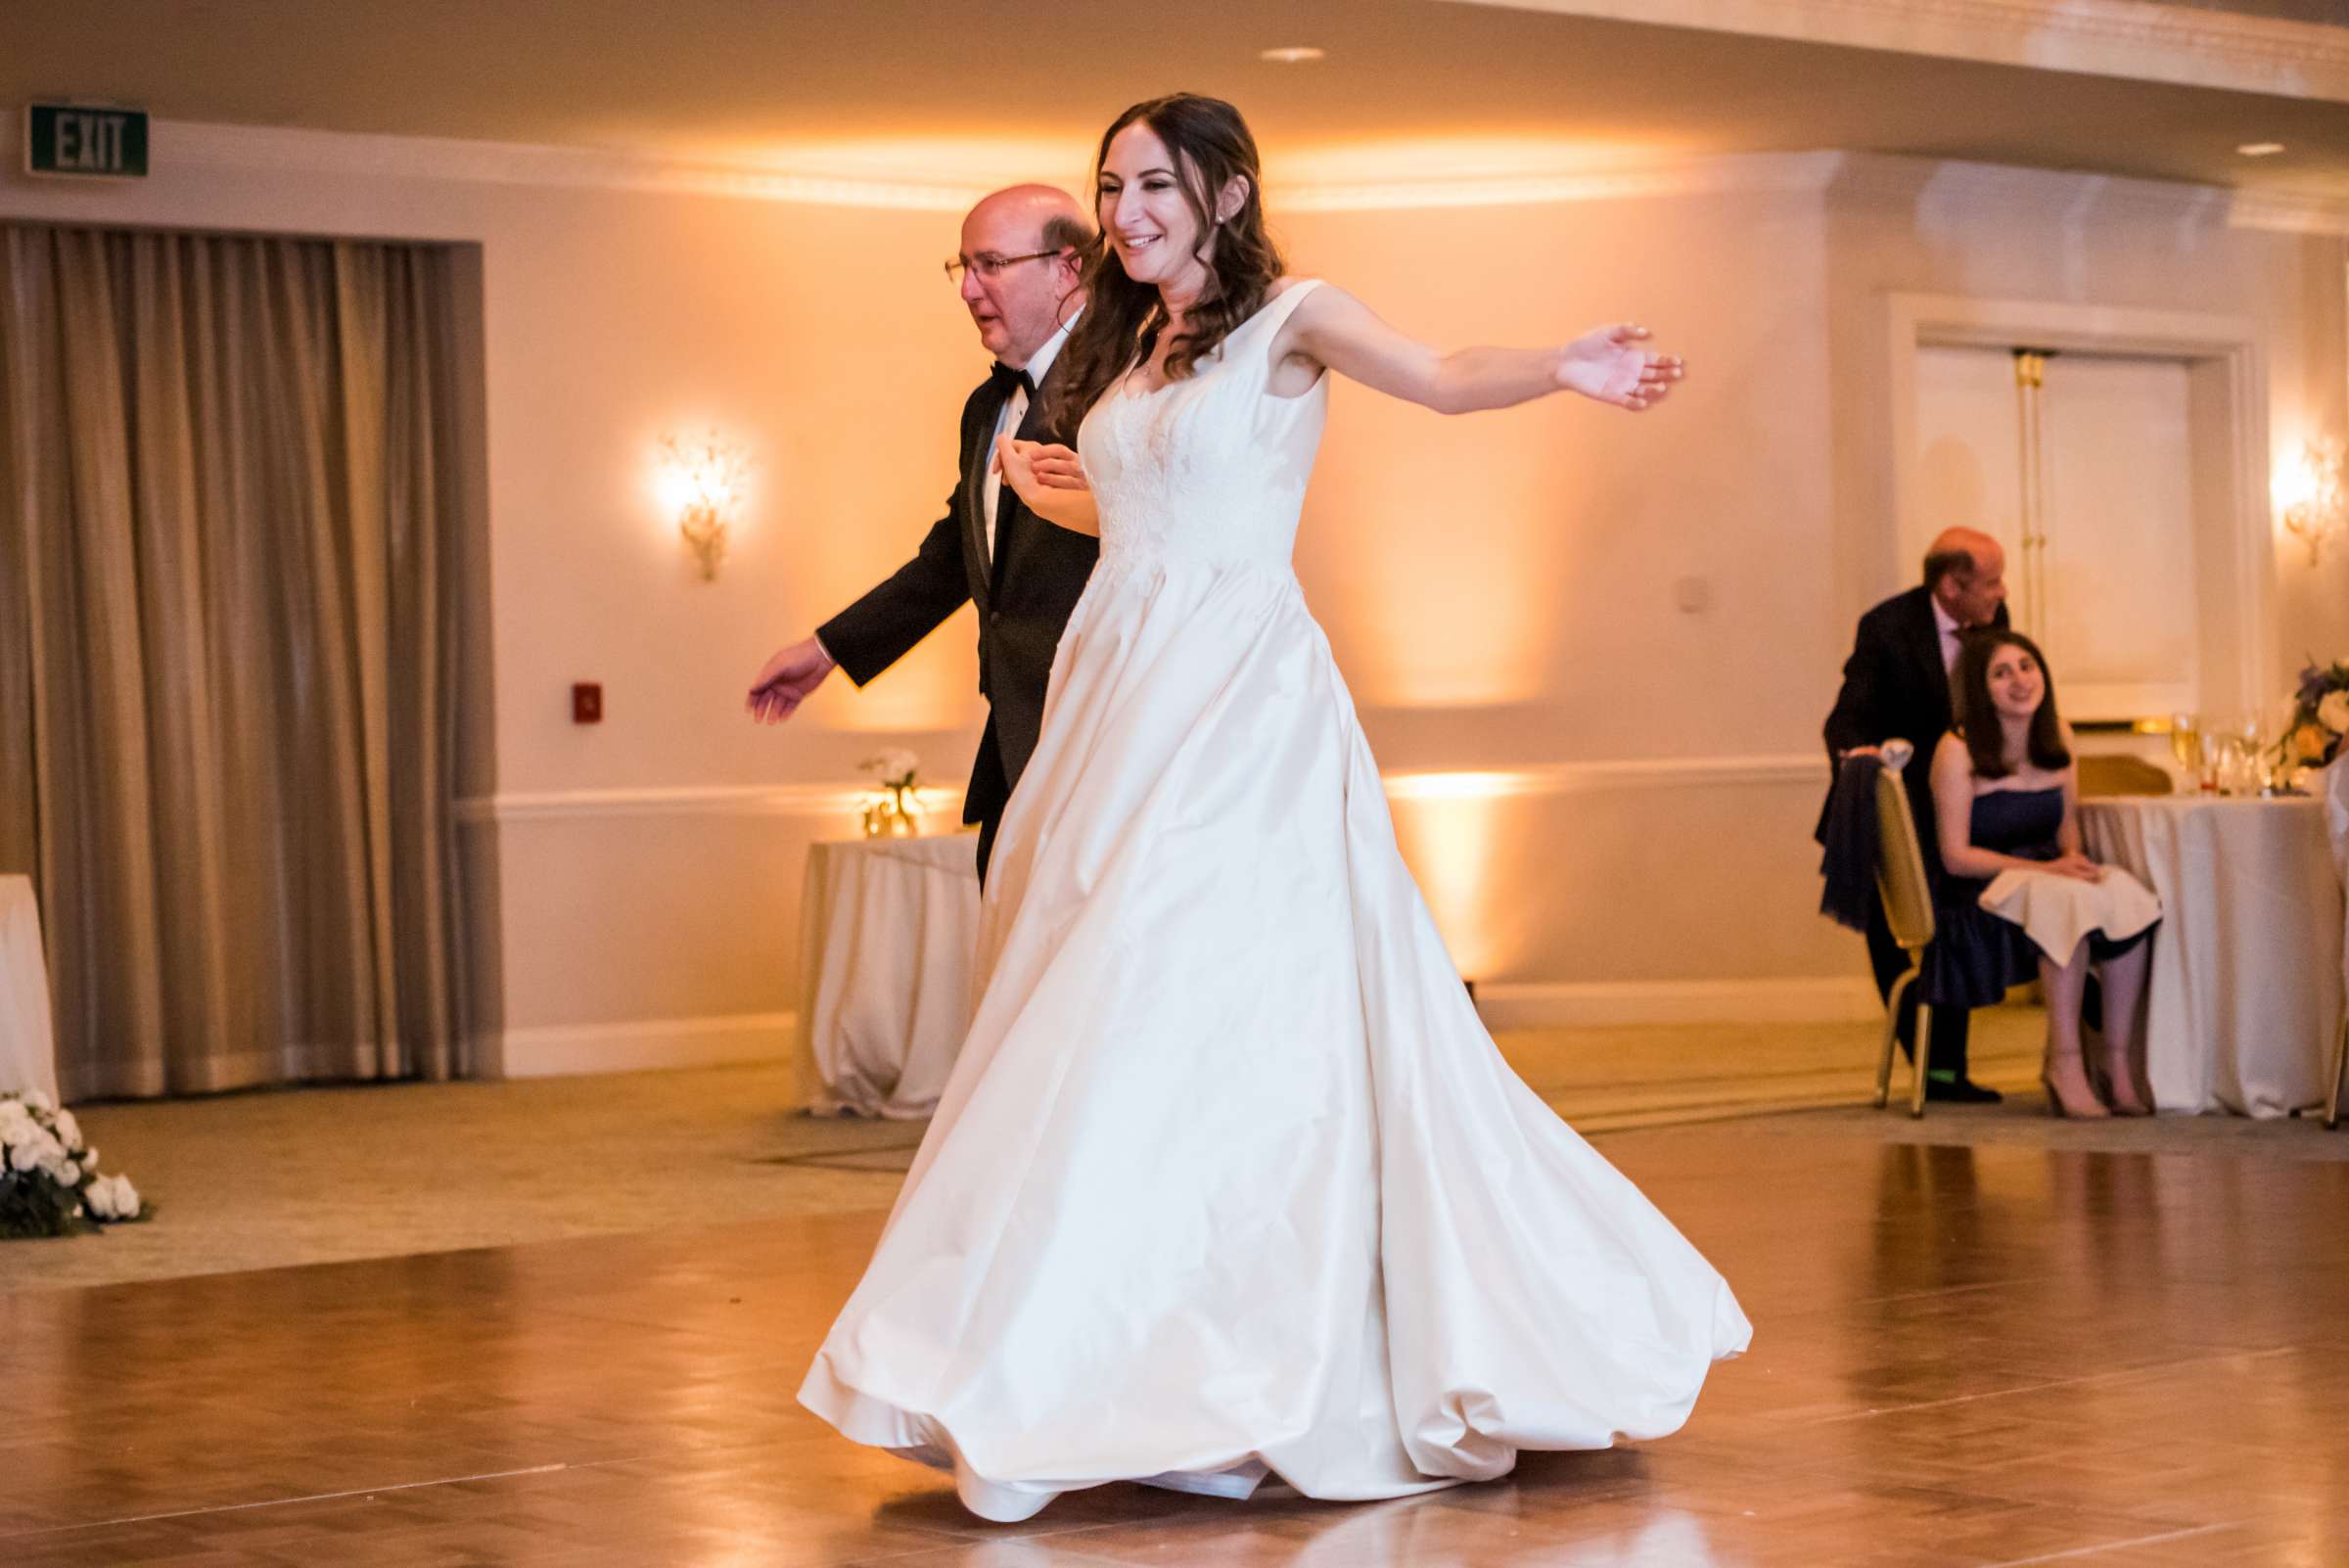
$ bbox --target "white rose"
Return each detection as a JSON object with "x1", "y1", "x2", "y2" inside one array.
[
  {"x1": 2320, "y1": 689, "x2": 2349, "y2": 735},
  {"x1": 81, "y1": 1146, "x2": 97, "y2": 1169},
  {"x1": 23, "y1": 1088, "x2": 52, "y2": 1114},
  {"x1": 52, "y1": 1110, "x2": 81, "y2": 1150},
  {"x1": 54, "y1": 1160, "x2": 80, "y2": 1185},
  {"x1": 109, "y1": 1175, "x2": 141, "y2": 1218},
  {"x1": 84, "y1": 1178, "x2": 118, "y2": 1221}
]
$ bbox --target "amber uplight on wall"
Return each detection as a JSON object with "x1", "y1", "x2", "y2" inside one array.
[{"x1": 1385, "y1": 770, "x2": 1522, "y2": 978}]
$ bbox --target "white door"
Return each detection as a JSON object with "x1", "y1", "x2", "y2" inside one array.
[{"x1": 1911, "y1": 346, "x2": 2199, "y2": 722}]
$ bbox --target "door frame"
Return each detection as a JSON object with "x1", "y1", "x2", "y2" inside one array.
[{"x1": 1884, "y1": 293, "x2": 2275, "y2": 720}]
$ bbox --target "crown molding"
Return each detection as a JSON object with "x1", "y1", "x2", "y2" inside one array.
[
  {"x1": 21, "y1": 119, "x2": 2340, "y2": 234},
  {"x1": 1823, "y1": 150, "x2": 2349, "y2": 234},
  {"x1": 2224, "y1": 184, "x2": 2349, "y2": 236},
  {"x1": 135, "y1": 118, "x2": 1854, "y2": 215},
  {"x1": 155, "y1": 119, "x2": 999, "y2": 212},
  {"x1": 1448, "y1": 0, "x2": 2349, "y2": 101},
  {"x1": 1278, "y1": 151, "x2": 1848, "y2": 211}
]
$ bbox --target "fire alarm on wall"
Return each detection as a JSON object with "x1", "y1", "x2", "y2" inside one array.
[{"x1": 572, "y1": 683, "x2": 603, "y2": 724}]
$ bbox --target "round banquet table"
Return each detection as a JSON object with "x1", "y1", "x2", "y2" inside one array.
[
  {"x1": 792, "y1": 833, "x2": 982, "y2": 1119},
  {"x1": 2077, "y1": 795, "x2": 2343, "y2": 1117}
]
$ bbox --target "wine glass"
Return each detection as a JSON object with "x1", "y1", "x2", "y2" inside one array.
[
  {"x1": 2167, "y1": 713, "x2": 2202, "y2": 787},
  {"x1": 2209, "y1": 733, "x2": 2247, "y2": 796}
]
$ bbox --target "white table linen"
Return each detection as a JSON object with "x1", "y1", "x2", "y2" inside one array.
[
  {"x1": 2079, "y1": 796, "x2": 2343, "y2": 1117},
  {"x1": 2329, "y1": 760, "x2": 2349, "y2": 1084},
  {"x1": 794, "y1": 834, "x2": 981, "y2": 1119},
  {"x1": 0, "y1": 876, "x2": 61, "y2": 1104}
]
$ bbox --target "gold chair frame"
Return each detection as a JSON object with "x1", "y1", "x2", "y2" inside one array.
[{"x1": 1871, "y1": 760, "x2": 1937, "y2": 1119}]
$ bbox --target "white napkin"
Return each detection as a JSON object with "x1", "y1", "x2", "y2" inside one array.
[{"x1": 1979, "y1": 864, "x2": 2162, "y2": 963}]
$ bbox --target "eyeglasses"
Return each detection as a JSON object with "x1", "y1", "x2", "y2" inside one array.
[{"x1": 944, "y1": 249, "x2": 1063, "y2": 284}]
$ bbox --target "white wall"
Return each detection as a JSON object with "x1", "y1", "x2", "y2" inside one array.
[
  {"x1": 6, "y1": 125, "x2": 2341, "y2": 1074},
  {"x1": 1821, "y1": 159, "x2": 2349, "y2": 666}
]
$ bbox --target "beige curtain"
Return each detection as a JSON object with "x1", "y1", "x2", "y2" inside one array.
[{"x1": 0, "y1": 225, "x2": 472, "y2": 1098}]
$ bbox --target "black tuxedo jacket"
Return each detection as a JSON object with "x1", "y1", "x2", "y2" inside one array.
[
  {"x1": 817, "y1": 358, "x2": 1098, "y2": 835},
  {"x1": 1816, "y1": 585, "x2": 2010, "y2": 864}
]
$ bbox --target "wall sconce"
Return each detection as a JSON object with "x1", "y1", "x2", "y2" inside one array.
[
  {"x1": 657, "y1": 430, "x2": 750, "y2": 581},
  {"x1": 2278, "y1": 437, "x2": 2345, "y2": 567}
]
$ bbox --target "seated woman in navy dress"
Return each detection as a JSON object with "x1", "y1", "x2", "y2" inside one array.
[{"x1": 1923, "y1": 630, "x2": 2159, "y2": 1119}]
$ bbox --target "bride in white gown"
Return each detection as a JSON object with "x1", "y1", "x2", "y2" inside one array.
[{"x1": 798, "y1": 93, "x2": 1750, "y2": 1523}]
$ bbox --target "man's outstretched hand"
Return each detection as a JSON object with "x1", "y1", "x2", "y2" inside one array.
[{"x1": 747, "y1": 636, "x2": 837, "y2": 723}]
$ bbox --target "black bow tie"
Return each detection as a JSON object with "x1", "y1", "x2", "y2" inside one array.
[{"x1": 989, "y1": 361, "x2": 1035, "y2": 400}]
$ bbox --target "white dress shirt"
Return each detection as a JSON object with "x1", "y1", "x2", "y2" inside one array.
[{"x1": 982, "y1": 314, "x2": 1076, "y2": 563}]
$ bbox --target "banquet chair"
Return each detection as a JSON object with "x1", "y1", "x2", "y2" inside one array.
[
  {"x1": 1871, "y1": 758, "x2": 1937, "y2": 1120},
  {"x1": 2077, "y1": 755, "x2": 2173, "y2": 798}
]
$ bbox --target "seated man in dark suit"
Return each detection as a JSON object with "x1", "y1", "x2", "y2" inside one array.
[{"x1": 1820, "y1": 527, "x2": 2011, "y2": 1103}]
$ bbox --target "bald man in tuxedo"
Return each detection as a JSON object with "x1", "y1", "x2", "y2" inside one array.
[
  {"x1": 1821, "y1": 527, "x2": 2011, "y2": 1102},
  {"x1": 747, "y1": 185, "x2": 1095, "y2": 884}
]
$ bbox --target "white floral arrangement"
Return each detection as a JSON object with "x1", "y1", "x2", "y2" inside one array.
[
  {"x1": 1, "y1": 1090, "x2": 145, "y2": 1239},
  {"x1": 859, "y1": 749, "x2": 920, "y2": 791},
  {"x1": 2279, "y1": 658, "x2": 2349, "y2": 787}
]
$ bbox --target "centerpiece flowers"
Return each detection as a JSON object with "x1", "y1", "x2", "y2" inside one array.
[
  {"x1": 2279, "y1": 658, "x2": 2349, "y2": 787},
  {"x1": 860, "y1": 749, "x2": 924, "y2": 838},
  {"x1": 2, "y1": 1090, "x2": 146, "y2": 1239}
]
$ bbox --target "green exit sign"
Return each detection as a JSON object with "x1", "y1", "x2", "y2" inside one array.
[{"x1": 25, "y1": 104, "x2": 149, "y2": 179}]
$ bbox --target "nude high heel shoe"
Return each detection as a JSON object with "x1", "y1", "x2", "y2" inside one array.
[
  {"x1": 2095, "y1": 1054, "x2": 2154, "y2": 1117},
  {"x1": 2042, "y1": 1053, "x2": 2110, "y2": 1120}
]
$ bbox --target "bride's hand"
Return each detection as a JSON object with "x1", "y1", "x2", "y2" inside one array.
[
  {"x1": 994, "y1": 436, "x2": 1101, "y2": 535},
  {"x1": 999, "y1": 439, "x2": 1088, "y2": 492},
  {"x1": 1555, "y1": 324, "x2": 1684, "y2": 411}
]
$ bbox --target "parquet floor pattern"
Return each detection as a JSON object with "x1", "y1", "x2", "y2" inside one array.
[{"x1": 6, "y1": 1125, "x2": 2345, "y2": 1567}]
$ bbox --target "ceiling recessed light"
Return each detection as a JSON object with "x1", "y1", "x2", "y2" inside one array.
[
  {"x1": 2236, "y1": 142, "x2": 2286, "y2": 157},
  {"x1": 1259, "y1": 46, "x2": 1326, "y2": 64}
]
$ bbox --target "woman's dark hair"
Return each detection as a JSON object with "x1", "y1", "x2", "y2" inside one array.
[
  {"x1": 1953, "y1": 629, "x2": 2071, "y2": 779},
  {"x1": 1043, "y1": 94, "x2": 1285, "y2": 432}
]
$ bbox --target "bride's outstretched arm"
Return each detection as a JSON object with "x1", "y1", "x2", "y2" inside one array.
[
  {"x1": 994, "y1": 437, "x2": 1100, "y2": 536},
  {"x1": 1283, "y1": 284, "x2": 1684, "y2": 415}
]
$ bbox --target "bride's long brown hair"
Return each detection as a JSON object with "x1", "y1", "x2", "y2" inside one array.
[{"x1": 1042, "y1": 94, "x2": 1286, "y2": 433}]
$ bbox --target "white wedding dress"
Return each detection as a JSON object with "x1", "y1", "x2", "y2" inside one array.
[{"x1": 799, "y1": 280, "x2": 1751, "y2": 1521}]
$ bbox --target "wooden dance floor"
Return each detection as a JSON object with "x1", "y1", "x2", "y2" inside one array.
[{"x1": 6, "y1": 1121, "x2": 2346, "y2": 1567}]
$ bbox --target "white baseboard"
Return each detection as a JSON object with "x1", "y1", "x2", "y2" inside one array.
[
  {"x1": 489, "y1": 1011, "x2": 796, "y2": 1079},
  {"x1": 1475, "y1": 977, "x2": 1883, "y2": 1029}
]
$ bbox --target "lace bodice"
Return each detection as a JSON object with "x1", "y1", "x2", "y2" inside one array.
[{"x1": 1077, "y1": 279, "x2": 1328, "y2": 572}]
